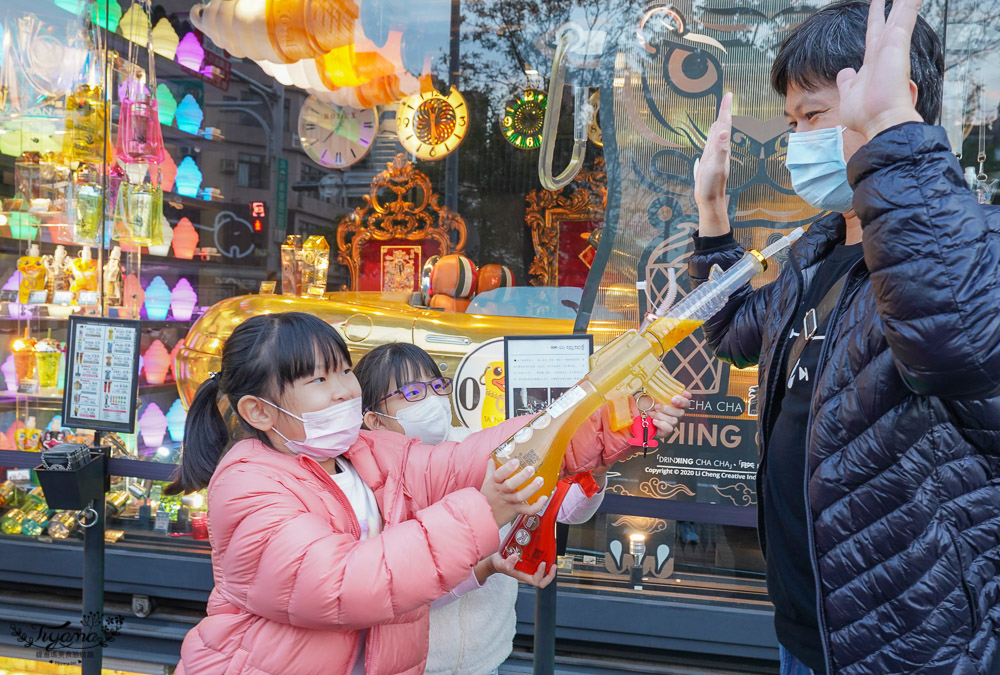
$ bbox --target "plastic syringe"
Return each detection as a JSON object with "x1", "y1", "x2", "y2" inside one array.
[{"x1": 643, "y1": 227, "x2": 804, "y2": 331}]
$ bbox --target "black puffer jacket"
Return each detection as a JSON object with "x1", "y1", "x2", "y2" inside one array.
[{"x1": 689, "y1": 123, "x2": 1000, "y2": 674}]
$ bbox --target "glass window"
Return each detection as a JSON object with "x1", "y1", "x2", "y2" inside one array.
[{"x1": 237, "y1": 153, "x2": 267, "y2": 189}]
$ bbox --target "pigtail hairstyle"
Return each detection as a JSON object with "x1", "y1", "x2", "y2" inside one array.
[{"x1": 164, "y1": 312, "x2": 352, "y2": 494}]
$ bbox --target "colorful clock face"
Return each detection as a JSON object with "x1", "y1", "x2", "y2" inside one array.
[
  {"x1": 500, "y1": 88, "x2": 547, "y2": 149},
  {"x1": 298, "y1": 96, "x2": 379, "y2": 169},
  {"x1": 587, "y1": 89, "x2": 603, "y2": 148},
  {"x1": 396, "y1": 86, "x2": 469, "y2": 161}
]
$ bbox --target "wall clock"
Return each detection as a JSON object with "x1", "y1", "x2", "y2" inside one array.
[
  {"x1": 396, "y1": 86, "x2": 469, "y2": 160},
  {"x1": 298, "y1": 95, "x2": 379, "y2": 169},
  {"x1": 500, "y1": 88, "x2": 547, "y2": 149}
]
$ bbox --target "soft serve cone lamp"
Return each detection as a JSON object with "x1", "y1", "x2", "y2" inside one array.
[
  {"x1": 142, "y1": 340, "x2": 170, "y2": 385},
  {"x1": 170, "y1": 278, "x2": 197, "y2": 320},
  {"x1": 139, "y1": 402, "x2": 168, "y2": 447}
]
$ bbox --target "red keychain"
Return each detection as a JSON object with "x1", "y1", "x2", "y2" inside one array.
[
  {"x1": 627, "y1": 392, "x2": 658, "y2": 456},
  {"x1": 501, "y1": 471, "x2": 601, "y2": 575}
]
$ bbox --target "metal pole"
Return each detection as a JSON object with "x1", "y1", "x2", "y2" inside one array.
[
  {"x1": 271, "y1": 85, "x2": 286, "y2": 272},
  {"x1": 81, "y1": 444, "x2": 107, "y2": 675},
  {"x1": 444, "y1": 0, "x2": 461, "y2": 213},
  {"x1": 533, "y1": 578, "x2": 557, "y2": 675}
]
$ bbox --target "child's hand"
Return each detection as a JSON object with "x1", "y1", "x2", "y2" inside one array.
[
  {"x1": 481, "y1": 459, "x2": 549, "y2": 528},
  {"x1": 650, "y1": 391, "x2": 692, "y2": 438},
  {"x1": 490, "y1": 550, "x2": 559, "y2": 588}
]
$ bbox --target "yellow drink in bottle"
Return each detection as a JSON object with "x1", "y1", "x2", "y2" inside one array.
[{"x1": 491, "y1": 228, "x2": 804, "y2": 504}]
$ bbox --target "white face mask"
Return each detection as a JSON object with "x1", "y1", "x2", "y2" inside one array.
[
  {"x1": 262, "y1": 397, "x2": 362, "y2": 461},
  {"x1": 785, "y1": 125, "x2": 855, "y2": 213},
  {"x1": 376, "y1": 395, "x2": 452, "y2": 445}
]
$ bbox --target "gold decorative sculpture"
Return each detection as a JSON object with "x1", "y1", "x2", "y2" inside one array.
[
  {"x1": 524, "y1": 157, "x2": 606, "y2": 287},
  {"x1": 336, "y1": 153, "x2": 467, "y2": 291}
]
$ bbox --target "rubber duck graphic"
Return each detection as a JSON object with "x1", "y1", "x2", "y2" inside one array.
[{"x1": 480, "y1": 361, "x2": 505, "y2": 428}]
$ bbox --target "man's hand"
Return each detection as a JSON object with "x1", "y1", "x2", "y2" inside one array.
[
  {"x1": 836, "y1": 0, "x2": 924, "y2": 141},
  {"x1": 650, "y1": 392, "x2": 692, "y2": 438},
  {"x1": 694, "y1": 92, "x2": 733, "y2": 237}
]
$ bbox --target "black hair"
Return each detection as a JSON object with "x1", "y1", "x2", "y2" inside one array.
[
  {"x1": 770, "y1": 0, "x2": 944, "y2": 124},
  {"x1": 354, "y1": 342, "x2": 442, "y2": 417},
  {"x1": 164, "y1": 312, "x2": 352, "y2": 494}
]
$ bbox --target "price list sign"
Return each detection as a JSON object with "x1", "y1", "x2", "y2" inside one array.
[
  {"x1": 63, "y1": 316, "x2": 141, "y2": 434},
  {"x1": 503, "y1": 335, "x2": 593, "y2": 419}
]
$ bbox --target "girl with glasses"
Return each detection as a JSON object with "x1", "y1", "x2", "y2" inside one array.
[{"x1": 355, "y1": 342, "x2": 691, "y2": 675}]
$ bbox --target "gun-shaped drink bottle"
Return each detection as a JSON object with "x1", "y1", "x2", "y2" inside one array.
[
  {"x1": 494, "y1": 228, "x2": 803, "y2": 504},
  {"x1": 496, "y1": 228, "x2": 802, "y2": 566}
]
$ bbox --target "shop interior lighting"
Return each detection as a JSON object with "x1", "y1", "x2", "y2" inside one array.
[
  {"x1": 54, "y1": 0, "x2": 87, "y2": 14},
  {"x1": 139, "y1": 402, "x2": 168, "y2": 447},
  {"x1": 170, "y1": 277, "x2": 197, "y2": 320},
  {"x1": 166, "y1": 399, "x2": 187, "y2": 442},
  {"x1": 176, "y1": 33, "x2": 205, "y2": 72},
  {"x1": 151, "y1": 18, "x2": 180, "y2": 59},
  {"x1": 6, "y1": 212, "x2": 40, "y2": 241},
  {"x1": 174, "y1": 157, "x2": 202, "y2": 198},
  {"x1": 156, "y1": 84, "x2": 178, "y2": 126},
  {"x1": 91, "y1": 0, "x2": 123, "y2": 31},
  {"x1": 172, "y1": 217, "x2": 199, "y2": 258},
  {"x1": 174, "y1": 94, "x2": 203, "y2": 134},
  {"x1": 148, "y1": 217, "x2": 174, "y2": 256},
  {"x1": 1, "y1": 355, "x2": 16, "y2": 393},
  {"x1": 118, "y1": 3, "x2": 150, "y2": 44},
  {"x1": 142, "y1": 339, "x2": 170, "y2": 385},
  {"x1": 143, "y1": 276, "x2": 172, "y2": 320}
]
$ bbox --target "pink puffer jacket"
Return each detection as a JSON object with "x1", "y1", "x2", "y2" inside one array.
[{"x1": 176, "y1": 409, "x2": 631, "y2": 675}]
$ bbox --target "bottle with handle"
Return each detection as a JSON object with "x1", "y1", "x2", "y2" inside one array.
[{"x1": 492, "y1": 228, "x2": 804, "y2": 505}]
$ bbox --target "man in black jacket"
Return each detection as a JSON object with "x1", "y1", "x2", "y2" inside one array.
[{"x1": 691, "y1": 0, "x2": 1000, "y2": 672}]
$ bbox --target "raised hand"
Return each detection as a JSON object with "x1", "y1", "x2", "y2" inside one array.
[
  {"x1": 694, "y1": 92, "x2": 733, "y2": 237},
  {"x1": 836, "y1": 0, "x2": 924, "y2": 141}
]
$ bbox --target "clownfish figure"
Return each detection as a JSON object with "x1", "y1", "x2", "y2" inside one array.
[{"x1": 480, "y1": 361, "x2": 506, "y2": 428}]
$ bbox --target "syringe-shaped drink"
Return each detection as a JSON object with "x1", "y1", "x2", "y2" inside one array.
[{"x1": 492, "y1": 227, "x2": 804, "y2": 507}]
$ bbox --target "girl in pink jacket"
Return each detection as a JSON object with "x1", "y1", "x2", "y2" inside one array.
[
  {"x1": 355, "y1": 342, "x2": 691, "y2": 674},
  {"x1": 167, "y1": 312, "x2": 651, "y2": 675}
]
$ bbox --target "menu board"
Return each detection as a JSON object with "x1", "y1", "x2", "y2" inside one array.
[
  {"x1": 503, "y1": 335, "x2": 593, "y2": 419},
  {"x1": 62, "y1": 316, "x2": 141, "y2": 434}
]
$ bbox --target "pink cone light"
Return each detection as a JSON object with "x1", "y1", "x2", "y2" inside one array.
[
  {"x1": 176, "y1": 33, "x2": 204, "y2": 72},
  {"x1": 170, "y1": 278, "x2": 197, "y2": 320},
  {"x1": 142, "y1": 339, "x2": 170, "y2": 385},
  {"x1": 172, "y1": 217, "x2": 199, "y2": 258}
]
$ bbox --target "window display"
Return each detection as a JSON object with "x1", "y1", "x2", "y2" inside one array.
[{"x1": 0, "y1": 0, "x2": 997, "y2": 670}]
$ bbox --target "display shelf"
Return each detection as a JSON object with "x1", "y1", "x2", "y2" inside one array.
[
  {"x1": 162, "y1": 190, "x2": 230, "y2": 211},
  {"x1": 0, "y1": 311, "x2": 203, "y2": 324},
  {"x1": 0, "y1": 382, "x2": 179, "y2": 405},
  {"x1": 161, "y1": 124, "x2": 224, "y2": 147}
]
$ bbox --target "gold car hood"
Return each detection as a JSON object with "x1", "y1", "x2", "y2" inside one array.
[{"x1": 175, "y1": 291, "x2": 579, "y2": 407}]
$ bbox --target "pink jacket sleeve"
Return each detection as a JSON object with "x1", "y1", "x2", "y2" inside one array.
[
  {"x1": 396, "y1": 404, "x2": 633, "y2": 508},
  {"x1": 208, "y1": 465, "x2": 498, "y2": 632},
  {"x1": 556, "y1": 477, "x2": 607, "y2": 525}
]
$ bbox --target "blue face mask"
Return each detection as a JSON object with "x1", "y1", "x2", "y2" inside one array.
[{"x1": 785, "y1": 126, "x2": 854, "y2": 213}]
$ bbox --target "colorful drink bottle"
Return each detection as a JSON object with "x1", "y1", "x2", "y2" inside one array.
[{"x1": 492, "y1": 228, "x2": 805, "y2": 505}]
